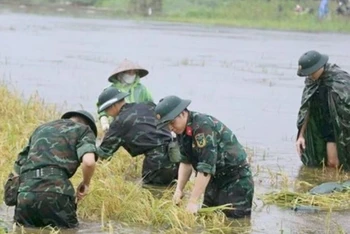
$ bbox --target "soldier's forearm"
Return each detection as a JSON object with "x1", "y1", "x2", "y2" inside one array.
[
  {"x1": 176, "y1": 163, "x2": 192, "y2": 192},
  {"x1": 81, "y1": 153, "x2": 96, "y2": 186},
  {"x1": 300, "y1": 113, "x2": 309, "y2": 137},
  {"x1": 189, "y1": 172, "x2": 211, "y2": 203}
]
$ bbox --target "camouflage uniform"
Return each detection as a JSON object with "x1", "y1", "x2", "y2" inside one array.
[
  {"x1": 297, "y1": 63, "x2": 350, "y2": 169},
  {"x1": 97, "y1": 102, "x2": 178, "y2": 185},
  {"x1": 178, "y1": 111, "x2": 254, "y2": 218},
  {"x1": 13, "y1": 119, "x2": 97, "y2": 228}
]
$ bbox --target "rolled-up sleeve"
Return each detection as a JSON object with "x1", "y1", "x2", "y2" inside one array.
[{"x1": 76, "y1": 129, "x2": 97, "y2": 162}]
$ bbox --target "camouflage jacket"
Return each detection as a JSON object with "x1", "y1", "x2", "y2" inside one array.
[
  {"x1": 97, "y1": 103, "x2": 172, "y2": 159},
  {"x1": 297, "y1": 63, "x2": 350, "y2": 170},
  {"x1": 178, "y1": 111, "x2": 248, "y2": 176},
  {"x1": 14, "y1": 119, "x2": 97, "y2": 197},
  {"x1": 97, "y1": 77, "x2": 153, "y2": 118}
]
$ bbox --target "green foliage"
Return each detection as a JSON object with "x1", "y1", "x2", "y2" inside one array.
[{"x1": 7, "y1": 0, "x2": 350, "y2": 32}]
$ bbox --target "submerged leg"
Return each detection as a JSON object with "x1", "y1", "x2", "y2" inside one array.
[{"x1": 326, "y1": 142, "x2": 339, "y2": 168}]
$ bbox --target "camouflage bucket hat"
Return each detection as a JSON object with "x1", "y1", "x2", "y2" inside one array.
[
  {"x1": 61, "y1": 110, "x2": 98, "y2": 136},
  {"x1": 108, "y1": 59, "x2": 149, "y2": 82},
  {"x1": 155, "y1": 95, "x2": 191, "y2": 129},
  {"x1": 98, "y1": 87, "x2": 130, "y2": 112},
  {"x1": 297, "y1": 50, "x2": 329, "y2": 77}
]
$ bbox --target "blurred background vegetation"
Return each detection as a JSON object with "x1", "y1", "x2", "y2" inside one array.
[{"x1": 1, "y1": 0, "x2": 350, "y2": 32}]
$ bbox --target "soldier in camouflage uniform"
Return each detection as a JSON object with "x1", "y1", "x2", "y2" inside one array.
[
  {"x1": 96, "y1": 87, "x2": 178, "y2": 185},
  {"x1": 155, "y1": 96, "x2": 254, "y2": 218},
  {"x1": 12, "y1": 110, "x2": 98, "y2": 228},
  {"x1": 296, "y1": 50, "x2": 350, "y2": 170}
]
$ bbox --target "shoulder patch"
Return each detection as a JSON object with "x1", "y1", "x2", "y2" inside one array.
[{"x1": 194, "y1": 133, "x2": 206, "y2": 148}]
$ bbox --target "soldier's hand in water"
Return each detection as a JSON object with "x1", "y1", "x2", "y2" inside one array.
[
  {"x1": 186, "y1": 201, "x2": 200, "y2": 214},
  {"x1": 173, "y1": 189, "x2": 184, "y2": 205},
  {"x1": 100, "y1": 116, "x2": 110, "y2": 132},
  {"x1": 76, "y1": 182, "x2": 89, "y2": 202},
  {"x1": 296, "y1": 136, "x2": 306, "y2": 156}
]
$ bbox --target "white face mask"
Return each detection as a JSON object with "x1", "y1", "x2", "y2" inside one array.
[{"x1": 121, "y1": 74, "x2": 136, "y2": 84}]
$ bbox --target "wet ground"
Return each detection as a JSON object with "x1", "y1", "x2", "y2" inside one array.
[{"x1": 1, "y1": 3, "x2": 350, "y2": 234}]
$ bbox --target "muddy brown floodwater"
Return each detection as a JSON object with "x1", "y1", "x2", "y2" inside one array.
[{"x1": 1, "y1": 3, "x2": 350, "y2": 234}]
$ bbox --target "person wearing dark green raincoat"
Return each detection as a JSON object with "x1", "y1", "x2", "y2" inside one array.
[
  {"x1": 97, "y1": 59, "x2": 153, "y2": 133},
  {"x1": 155, "y1": 96, "x2": 254, "y2": 218},
  {"x1": 296, "y1": 50, "x2": 350, "y2": 170}
]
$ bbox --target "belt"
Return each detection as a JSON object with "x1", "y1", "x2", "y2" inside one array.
[{"x1": 21, "y1": 167, "x2": 67, "y2": 180}]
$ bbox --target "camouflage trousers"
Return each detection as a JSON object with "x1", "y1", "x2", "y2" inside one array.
[
  {"x1": 204, "y1": 166, "x2": 254, "y2": 218},
  {"x1": 142, "y1": 145, "x2": 179, "y2": 186},
  {"x1": 14, "y1": 192, "x2": 78, "y2": 228}
]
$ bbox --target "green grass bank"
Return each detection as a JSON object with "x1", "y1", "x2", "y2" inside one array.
[{"x1": 2, "y1": 0, "x2": 350, "y2": 33}]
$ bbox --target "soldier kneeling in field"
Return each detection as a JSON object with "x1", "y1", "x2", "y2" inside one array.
[
  {"x1": 5, "y1": 110, "x2": 98, "y2": 228},
  {"x1": 155, "y1": 95, "x2": 254, "y2": 218}
]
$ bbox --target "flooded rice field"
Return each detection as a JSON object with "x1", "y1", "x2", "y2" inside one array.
[{"x1": 1, "y1": 3, "x2": 350, "y2": 234}]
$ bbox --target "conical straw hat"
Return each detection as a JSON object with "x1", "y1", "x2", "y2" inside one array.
[{"x1": 108, "y1": 59, "x2": 149, "y2": 82}]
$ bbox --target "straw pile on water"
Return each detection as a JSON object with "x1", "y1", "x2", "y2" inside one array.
[{"x1": 261, "y1": 180, "x2": 350, "y2": 211}]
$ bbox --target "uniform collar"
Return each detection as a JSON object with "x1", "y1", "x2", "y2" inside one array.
[
  {"x1": 119, "y1": 103, "x2": 133, "y2": 113},
  {"x1": 319, "y1": 63, "x2": 330, "y2": 79}
]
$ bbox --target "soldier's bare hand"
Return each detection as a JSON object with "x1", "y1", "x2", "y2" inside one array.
[
  {"x1": 296, "y1": 136, "x2": 306, "y2": 156},
  {"x1": 186, "y1": 201, "x2": 200, "y2": 214},
  {"x1": 173, "y1": 190, "x2": 184, "y2": 205},
  {"x1": 100, "y1": 116, "x2": 110, "y2": 132},
  {"x1": 76, "y1": 182, "x2": 89, "y2": 202}
]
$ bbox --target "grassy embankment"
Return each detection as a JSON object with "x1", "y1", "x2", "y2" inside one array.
[
  {"x1": 3, "y1": 0, "x2": 350, "y2": 33},
  {"x1": 97, "y1": 0, "x2": 350, "y2": 33}
]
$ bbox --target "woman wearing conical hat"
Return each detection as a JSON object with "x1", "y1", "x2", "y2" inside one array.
[{"x1": 97, "y1": 59, "x2": 153, "y2": 132}]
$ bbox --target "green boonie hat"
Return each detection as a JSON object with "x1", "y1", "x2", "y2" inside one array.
[
  {"x1": 155, "y1": 95, "x2": 191, "y2": 129},
  {"x1": 297, "y1": 50, "x2": 329, "y2": 77},
  {"x1": 98, "y1": 87, "x2": 130, "y2": 112},
  {"x1": 61, "y1": 110, "x2": 98, "y2": 136}
]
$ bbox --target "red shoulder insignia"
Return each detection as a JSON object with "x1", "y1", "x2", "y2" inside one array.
[{"x1": 186, "y1": 126, "x2": 192, "y2": 136}]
